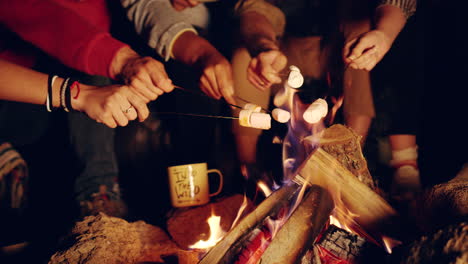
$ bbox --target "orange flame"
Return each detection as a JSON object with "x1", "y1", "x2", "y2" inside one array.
[
  {"x1": 382, "y1": 236, "x2": 402, "y2": 254},
  {"x1": 230, "y1": 194, "x2": 249, "y2": 229},
  {"x1": 257, "y1": 181, "x2": 272, "y2": 197},
  {"x1": 188, "y1": 211, "x2": 226, "y2": 250}
]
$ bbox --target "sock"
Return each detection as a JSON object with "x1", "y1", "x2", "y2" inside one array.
[{"x1": 390, "y1": 146, "x2": 421, "y2": 196}]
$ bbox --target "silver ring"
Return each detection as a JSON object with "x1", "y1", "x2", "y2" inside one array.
[{"x1": 123, "y1": 106, "x2": 134, "y2": 113}]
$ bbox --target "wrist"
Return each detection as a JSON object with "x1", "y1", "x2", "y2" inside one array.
[
  {"x1": 109, "y1": 46, "x2": 140, "y2": 79},
  {"x1": 247, "y1": 35, "x2": 279, "y2": 57},
  {"x1": 172, "y1": 31, "x2": 216, "y2": 66},
  {"x1": 70, "y1": 83, "x2": 92, "y2": 112}
]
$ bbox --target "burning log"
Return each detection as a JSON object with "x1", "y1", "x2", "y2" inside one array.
[
  {"x1": 166, "y1": 194, "x2": 254, "y2": 249},
  {"x1": 294, "y1": 147, "x2": 397, "y2": 245},
  {"x1": 48, "y1": 213, "x2": 199, "y2": 264},
  {"x1": 318, "y1": 124, "x2": 376, "y2": 190},
  {"x1": 199, "y1": 183, "x2": 301, "y2": 264},
  {"x1": 260, "y1": 185, "x2": 334, "y2": 264}
]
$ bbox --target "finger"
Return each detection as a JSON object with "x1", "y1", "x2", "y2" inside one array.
[
  {"x1": 343, "y1": 38, "x2": 359, "y2": 62},
  {"x1": 130, "y1": 78, "x2": 157, "y2": 102},
  {"x1": 203, "y1": 69, "x2": 222, "y2": 99},
  {"x1": 114, "y1": 93, "x2": 138, "y2": 121},
  {"x1": 247, "y1": 65, "x2": 269, "y2": 90},
  {"x1": 147, "y1": 61, "x2": 174, "y2": 93},
  {"x1": 351, "y1": 46, "x2": 378, "y2": 69},
  {"x1": 100, "y1": 113, "x2": 117, "y2": 128},
  {"x1": 199, "y1": 75, "x2": 218, "y2": 99},
  {"x1": 113, "y1": 106, "x2": 130, "y2": 127},
  {"x1": 214, "y1": 65, "x2": 236, "y2": 105},
  {"x1": 347, "y1": 39, "x2": 373, "y2": 62},
  {"x1": 187, "y1": 0, "x2": 199, "y2": 7},
  {"x1": 127, "y1": 92, "x2": 149, "y2": 122},
  {"x1": 137, "y1": 71, "x2": 164, "y2": 97}
]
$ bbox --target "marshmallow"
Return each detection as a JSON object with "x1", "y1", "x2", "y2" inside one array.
[
  {"x1": 239, "y1": 109, "x2": 252, "y2": 127},
  {"x1": 287, "y1": 66, "x2": 304, "y2": 88},
  {"x1": 303, "y1": 98, "x2": 328, "y2": 124},
  {"x1": 239, "y1": 110, "x2": 271, "y2": 130},
  {"x1": 249, "y1": 112, "x2": 271, "y2": 130},
  {"x1": 243, "y1": 103, "x2": 262, "y2": 112},
  {"x1": 272, "y1": 108, "x2": 291, "y2": 123}
]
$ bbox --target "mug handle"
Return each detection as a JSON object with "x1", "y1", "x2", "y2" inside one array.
[{"x1": 207, "y1": 169, "x2": 223, "y2": 197}]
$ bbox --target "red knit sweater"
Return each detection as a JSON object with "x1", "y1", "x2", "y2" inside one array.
[{"x1": 0, "y1": 0, "x2": 128, "y2": 78}]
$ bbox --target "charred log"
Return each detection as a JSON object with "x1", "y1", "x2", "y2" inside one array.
[
  {"x1": 199, "y1": 183, "x2": 300, "y2": 264},
  {"x1": 260, "y1": 185, "x2": 334, "y2": 264}
]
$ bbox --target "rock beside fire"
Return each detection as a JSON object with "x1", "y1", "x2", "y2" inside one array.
[
  {"x1": 396, "y1": 221, "x2": 467, "y2": 264},
  {"x1": 48, "y1": 213, "x2": 198, "y2": 264},
  {"x1": 166, "y1": 194, "x2": 254, "y2": 249},
  {"x1": 415, "y1": 165, "x2": 468, "y2": 232}
]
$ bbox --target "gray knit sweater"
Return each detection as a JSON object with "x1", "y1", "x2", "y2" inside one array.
[
  {"x1": 120, "y1": 0, "x2": 210, "y2": 61},
  {"x1": 379, "y1": 0, "x2": 417, "y2": 18}
]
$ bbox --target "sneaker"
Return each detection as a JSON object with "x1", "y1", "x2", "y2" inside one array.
[
  {"x1": 391, "y1": 165, "x2": 422, "y2": 201},
  {"x1": 79, "y1": 184, "x2": 127, "y2": 219}
]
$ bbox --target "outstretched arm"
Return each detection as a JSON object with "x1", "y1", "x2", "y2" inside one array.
[
  {"x1": 0, "y1": 59, "x2": 150, "y2": 128},
  {"x1": 343, "y1": 0, "x2": 417, "y2": 71},
  {"x1": 121, "y1": 0, "x2": 236, "y2": 104},
  {"x1": 236, "y1": 0, "x2": 287, "y2": 90}
]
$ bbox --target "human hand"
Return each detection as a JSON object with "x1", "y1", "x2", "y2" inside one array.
[
  {"x1": 111, "y1": 47, "x2": 174, "y2": 103},
  {"x1": 197, "y1": 50, "x2": 236, "y2": 105},
  {"x1": 247, "y1": 50, "x2": 287, "y2": 91},
  {"x1": 73, "y1": 84, "x2": 150, "y2": 128},
  {"x1": 343, "y1": 29, "x2": 392, "y2": 71},
  {"x1": 170, "y1": 0, "x2": 200, "y2": 11}
]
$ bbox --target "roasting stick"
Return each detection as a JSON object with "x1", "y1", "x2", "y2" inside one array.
[
  {"x1": 233, "y1": 95, "x2": 270, "y2": 113},
  {"x1": 174, "y1": 85, "x2": 243, "y2": 110},
  {"x1": 151, "y1": 111, "x2": 238, "y2": 120}
]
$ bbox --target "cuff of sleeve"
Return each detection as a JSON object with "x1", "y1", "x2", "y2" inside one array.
[
  {"x1": 85, "y1": 33, "x2": 129, "y2": 79},
  {"x1": 378, "y1": 0, "x2": 416, "y2": 18},
  {"x1": 168, "y1": 28, "x2": 198, "y2": 61},
  {"x1": 235, "y1": 0, "x2": 286, "y2": 37},
  {"x1": 151, "y1": 23, "x2": 198, "y2": 62}
]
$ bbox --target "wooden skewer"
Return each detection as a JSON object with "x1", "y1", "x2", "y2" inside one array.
[
  {"x1": 174, "y1": 85, "x2": 243, "y2": 110},
  {"x1": 152, "y1": 112, "x2": 238, "y2": 120},
  {"x1": 233, "y1": 95, "x2": 270, "y2": 113}
]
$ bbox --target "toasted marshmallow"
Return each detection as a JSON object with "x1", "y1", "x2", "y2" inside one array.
[
  {"x1": 303, "y1": 98, "x2": 328, "y2": 124},
  {"x1": 239, "y1": 109, "x2": 252, "y2": 127},
  {"x1": 272, "y1": 108, "x2": 291, "y2": 123}
]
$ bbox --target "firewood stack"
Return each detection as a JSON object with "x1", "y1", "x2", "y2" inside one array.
[{"x1": 200, "y1": 124, "x2": 395, "y2": 263}]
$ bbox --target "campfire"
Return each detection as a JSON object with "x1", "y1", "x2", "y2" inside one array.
[{"x1": 48, "y1": 66, "x2": 467, "y2": 264}]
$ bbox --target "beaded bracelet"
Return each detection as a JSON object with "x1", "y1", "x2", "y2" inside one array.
[{"x1": 60, "y1": 77, "x2": 71, "y2": 112}]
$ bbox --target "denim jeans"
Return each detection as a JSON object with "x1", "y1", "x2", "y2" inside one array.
[{"x1": 68, "y1": 111, "x2": 119, "y2": 201}]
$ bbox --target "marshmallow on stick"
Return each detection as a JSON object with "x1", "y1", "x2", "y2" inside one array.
[
  {"x1": 287, "y1": 65, "x2": 304, "y2": 88},
  {"x1": 239, "y1": 110, "x2": 271, "y2": 130},
  {"x1": 303, "y1": 98, "x2": 328, "y2": 124},
  {"x1": 272, "y1": 108, "x2": 291, "y2": 123}
]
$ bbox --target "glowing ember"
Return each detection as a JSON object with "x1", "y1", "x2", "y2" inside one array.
[
  {"x1": 189, "y1": 212, "x2": 226, "y2": 250},
  {"x1": 382, "y1": 236, "x2": 402, "y2": 254},
  {"x1": 329, "y1": 215, "x2": 354, "y2": 233}
]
